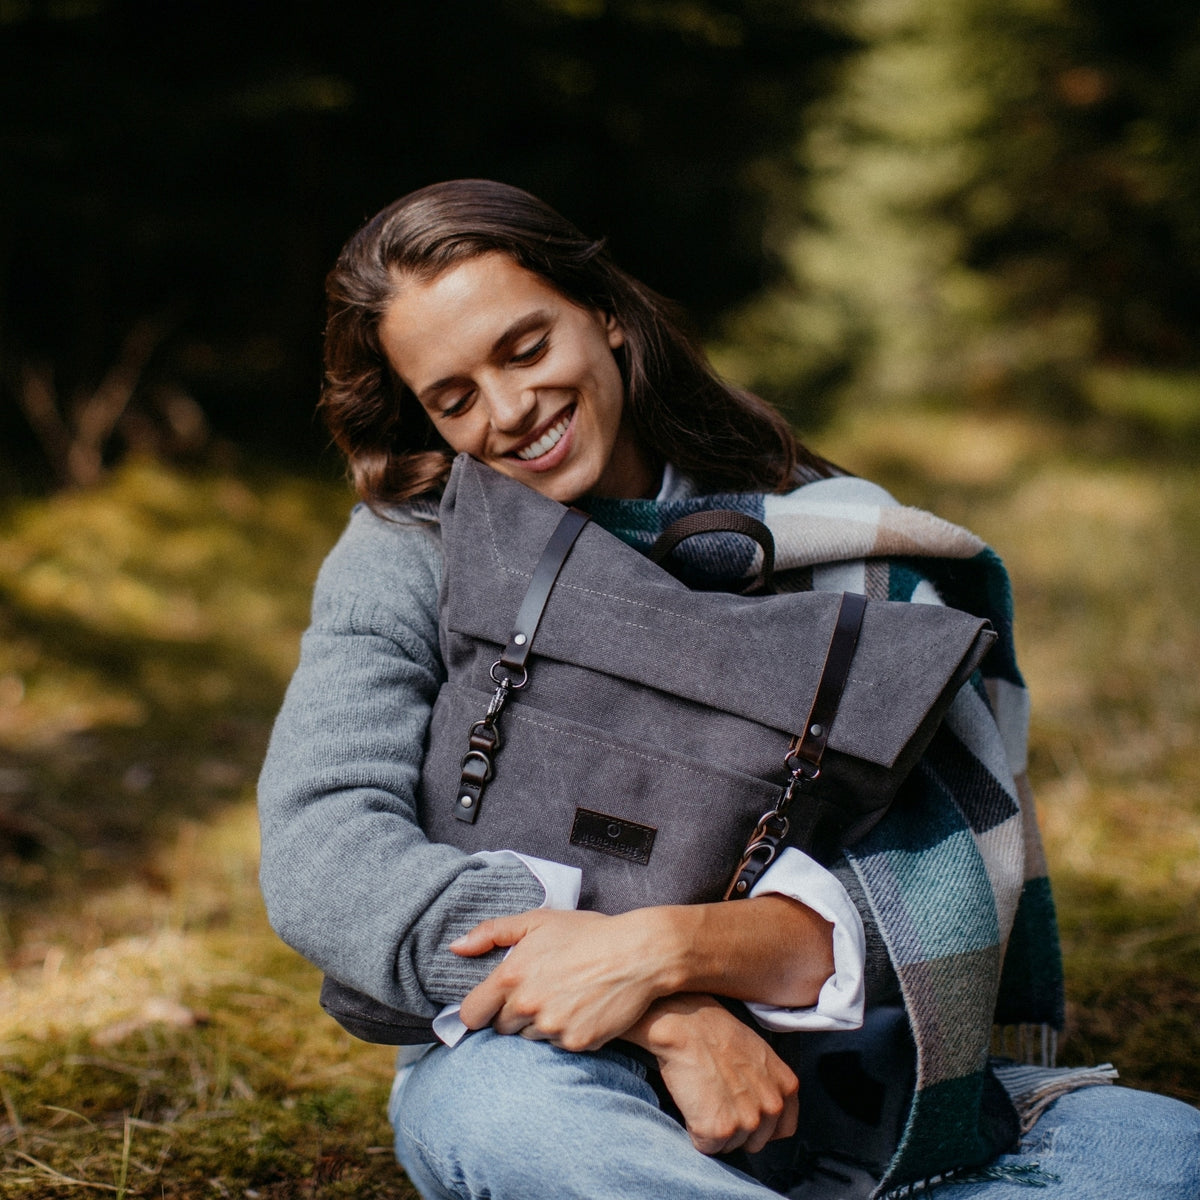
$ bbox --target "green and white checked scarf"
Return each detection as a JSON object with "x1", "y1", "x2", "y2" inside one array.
[{"x1": 585, "y1": 472, "x2": 1068, "y2": 1194}]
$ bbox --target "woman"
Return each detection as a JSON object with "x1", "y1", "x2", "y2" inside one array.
[{"x1": 258, "y1": 180, "x2": 1200, "y2": 1198}]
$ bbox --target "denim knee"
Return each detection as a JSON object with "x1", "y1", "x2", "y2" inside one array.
[
  {"x1": 389, "y1": 1030, "x2": 786, "y2": 1200},
  {"x1": 395, "y1": 1030, "x2": 654, "y2": 1135},
  {"x1": 972, "y1": 1085, "x2": 1200, "y2": 1200},
  {"x1": 1080, "y1": 1086, "x2": 1200, "y2": 1189},
  {"x1": 389, "y1": 1031, "x2": 661, "y2": 1198}
]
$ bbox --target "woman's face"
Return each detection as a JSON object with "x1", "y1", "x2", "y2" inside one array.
[{"x1": 379, "y1": 252, "x2": 657, "y2": 503}]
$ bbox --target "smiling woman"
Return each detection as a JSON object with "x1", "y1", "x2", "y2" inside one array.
[
  {"x1": 378, "y1": 252, "x2": 653, "y2": 503},
  {"x1": 258, "y1": 180, "x2": 1200, "y2": 1200}
]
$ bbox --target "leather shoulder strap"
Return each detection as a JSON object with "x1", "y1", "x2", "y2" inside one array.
[
  {"x1": 497, "y1": 506, "x2": 590, "y2": 678},
  {"x1": 787, "y1": 590, "x2": 868, "y2": 775}
]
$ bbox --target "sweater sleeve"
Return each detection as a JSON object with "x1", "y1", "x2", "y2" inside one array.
[
  {"x1": 826, "y1": 854, "x2": 902, "y2": 1007},
  {"x1": 257, "y1": 504, "x2": 546, "y2": 1019}
]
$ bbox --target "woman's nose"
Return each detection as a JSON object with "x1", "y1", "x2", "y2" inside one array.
[{"x1": 485, "y1": 380, "x2": 538, "y2": 434}]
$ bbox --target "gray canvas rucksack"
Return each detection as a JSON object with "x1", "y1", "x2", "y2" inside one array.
[{"x1": 320, "y1": 455, "x2": 994, "y2": 1044}]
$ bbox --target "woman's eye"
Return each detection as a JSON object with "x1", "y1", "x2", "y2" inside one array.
[
  {"x1": 511, "y1": 336, "x2": 548, "y2": 365},
  {"x1": 440, "y1": 391, "x2": 474, "y2": 418}
]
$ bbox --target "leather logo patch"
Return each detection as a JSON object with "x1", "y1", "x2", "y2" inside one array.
[{"x1": 569, "y1": 809, "x2": 656, "y2": 865}]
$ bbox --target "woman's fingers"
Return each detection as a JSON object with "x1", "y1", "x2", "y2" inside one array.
[
  {"x1": 742, "y1": 1074, "x2": 799, "y2": 1154},
  {"x1": 688, "y1": 1066, "x2": 798, "y2": 1155},
  {"x1": 453, "y1": 908, "x2": 669, "y2": 1048},
  {"x1": 458, "y1": 971, "x2": 508, "y2": 1030},
  {"x1": 449, "y1": 913, "x2": 529, "y2": 957}
]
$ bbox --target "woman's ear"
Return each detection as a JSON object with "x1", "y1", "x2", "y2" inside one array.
[{"x1": 604, "y1": 311, "x2": 625, "y2": 350}]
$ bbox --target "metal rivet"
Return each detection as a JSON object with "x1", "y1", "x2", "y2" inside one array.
[
  {"x1": 809, "y1": 723, "x2": 823, "y2": 737},
  {"x1": 607, "y1": 823, "x2": 622, "y2": 839},
  {"x1": 514, "y1": 632, "x2": 527, "y2": 646},
  {"x1": 459, "y1": 795, "x2": 473, "y2": 807},
  {"x1": 736, "y1": 880, "x2": 748, "y2": 893}
]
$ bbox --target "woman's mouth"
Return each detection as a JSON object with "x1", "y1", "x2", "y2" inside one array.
[{"x1": 513, "y1": 407, "x2": 573, "y2": 462}]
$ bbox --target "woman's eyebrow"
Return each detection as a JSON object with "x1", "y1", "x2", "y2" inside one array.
[
  {"x1": 416, "y1": 311, "x2": 553, "y2": 402},
  {"x1": 490, "y1": 310, "x2": 551, "y2": 356}
]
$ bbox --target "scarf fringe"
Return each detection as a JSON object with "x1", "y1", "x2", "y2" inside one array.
[
  {"x1": 992, "y1": 1061, "x2": 1119, "y2": 1134},
  {"x1": 884, "y1": 1161, "x2": 1061, "y2": 1195},
  {"x1": 991, "y1": 1023, "x2": 1058, "y2": 1068}
]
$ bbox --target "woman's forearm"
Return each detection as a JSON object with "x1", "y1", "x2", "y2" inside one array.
[{"x1": 632, "y1": 894, "x2": 835, "y2": 1009}]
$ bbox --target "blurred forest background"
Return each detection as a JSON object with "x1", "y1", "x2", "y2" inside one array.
[{"x1": 1, "y1": 0, "x2": 1198, "y2": 1196}]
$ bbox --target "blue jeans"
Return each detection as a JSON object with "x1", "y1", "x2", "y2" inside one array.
[{"x1": 389, "y1": 1030, "x2": 1200, "y2": 1199}]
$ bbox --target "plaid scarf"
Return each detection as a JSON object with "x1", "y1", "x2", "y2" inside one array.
[{"x1": 585, "y1": 474, "x2": 1066, "y2": 1194}]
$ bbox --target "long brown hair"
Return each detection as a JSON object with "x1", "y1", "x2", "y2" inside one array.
[{"x1": 320, "y1": 179, "x2": 831, "y2": 505}]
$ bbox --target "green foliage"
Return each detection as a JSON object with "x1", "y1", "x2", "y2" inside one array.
[
  {"x1": 1085, "y1": 367, "x2": 1200, "y2": 441},
  {"x1": 717, "y1": 0, "x2": 1200, "y2": 423},
  {"x1": 6, "y1": 1, "x2": 1200, "y2": 484}
]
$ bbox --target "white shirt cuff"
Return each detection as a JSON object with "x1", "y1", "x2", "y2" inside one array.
[
  {"x1": 742, "y1": 846, "x2": 866, "y2": 1032},
  {"x1": 431, "y1": 850, "x2": 583, "y2": 1047}
]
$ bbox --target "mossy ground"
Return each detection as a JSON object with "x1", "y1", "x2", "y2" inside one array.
[{"x1": 2, "y1": 409, "x2": 1197, "y2": 1195}]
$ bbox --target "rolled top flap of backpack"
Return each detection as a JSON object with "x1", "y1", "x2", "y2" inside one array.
[{"x1": 440, "y1": 456, "x2": 995, "y2": 771}]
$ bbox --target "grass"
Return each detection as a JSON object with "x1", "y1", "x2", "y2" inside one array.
[{"x1": 2, "y1": 408, "x2": 1198, "y2": 1195}]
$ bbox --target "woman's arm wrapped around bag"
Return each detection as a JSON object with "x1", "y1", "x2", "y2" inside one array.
[
  {"x1": 450, "y1": 897, "x2": 835, "y2": 1050},
  {"x1": 257, "y1": 507, "x2": 549, "y2": 1019},
  {"x1": 447, "y1": 897, "x2": 838, "y2": 1154}
]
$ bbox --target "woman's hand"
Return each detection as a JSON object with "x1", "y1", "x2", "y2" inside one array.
[
  {"x1": 452, "y1": 908, "x2": 673, "y2": 1051},
  {"x1": 625, "y1": 994, "x2": 800, "y2": 1155}
]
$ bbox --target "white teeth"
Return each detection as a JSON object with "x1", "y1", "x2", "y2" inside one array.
[{"x1": 515, "y1": 411, "x2": 571, "y2": 461}]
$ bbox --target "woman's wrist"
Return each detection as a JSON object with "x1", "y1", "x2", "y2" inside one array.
[
  {"x1": 622, "y1": 993, "x2": 719, "y2": 1059},
  {"x1": 604, "y1": 905, "x2": 694, "y2": 1002}
]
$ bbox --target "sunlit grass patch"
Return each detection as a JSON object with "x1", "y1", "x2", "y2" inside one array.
[
  {"x1": 2, "y1": 797, "x2": 407, "y2": 1198},
  {"x1": 2, "y1": 1046, "x2": 406, "y2": 1199},
  {"x1": 0, "y1": 460, "x2": 351, "y2": 731},
  {"x1": 0, "y1": 460, "x2": 353, "y2": 943},
  {"x1": 0, "y1": 459, "x2": 415, "y2": 1196},
  {"x1": 1052, "y1": 869, "x2": 1200, "y2": 1105}
]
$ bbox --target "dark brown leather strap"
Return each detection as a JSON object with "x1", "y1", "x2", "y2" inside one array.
[
  {"x1": 725, "y1": 589, "x2": 868, "y2": 901},
  {"x1": 786, "y1": 590, "x2": 867, "y2": 776},
  {"x1": 498, "y1": 507, "x2": 590, "y2": 677},
  {"x1": 649, "y1": 510, "x2": 776, "y2": 594},
  {"x1": 456, "y1": 507, "x2": 590, "y2": 825}
]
